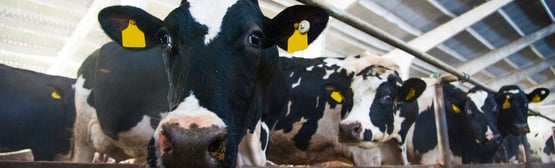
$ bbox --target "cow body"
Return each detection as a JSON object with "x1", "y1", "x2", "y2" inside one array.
[
  {"x1": 267, "y1": 52, "x2": 426, "y2": 166},
  {"x1": 74, "y1": 1, "x2": 328, "y2": 167},
  {"x1": 73, "y1": 43, "x2": 169, "y2": 163},
  {"x1": 405, "y1": 81, "x2": 501, "y2": 164},
  {"x1": 500, "y1": 114, "x2": 555, "y2": 164},
  {"x1": 0, "y1": 64, "x2": 75, "y2": 161}
]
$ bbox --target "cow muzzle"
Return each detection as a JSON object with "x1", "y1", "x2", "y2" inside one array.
[
  {"x1": 155, "y1": 122, "x2": 227, "y2": 168},
  {"x1": 338, "y1": 121, "x2": 362, "y2": 144}
]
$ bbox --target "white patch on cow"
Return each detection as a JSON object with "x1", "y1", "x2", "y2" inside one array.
[
  {"x1": 468, "y1": 90, "x2": 488, "y2": 114},
  {"x1": 289, "y1": 72, "x2": 294, "y2": 78},
  {"x1": 188, "y1": 0, "x2": 239, "y2": 45},
  {"x1": 72, "y1": 76, "x2": 99, "y2": 162},
  {"x1": 114, "y1": 115, "x2": 155, "y2": 157},
  {"x1": 291, "y1": 77, "x2": 302, "y2": 88},
  {"x1": 306, "y1": 66, "x2": 314, "y2": 71},
  {"x1": 155, "y1": 94, "x2": 226, "y2": 140},
  {"x1": 315, "y1": 96, "x2": 319, "y2": 109},
  {"x1": 504, "y1": 89, "x2": 520, "y2": 94},
  {"x1": 237, "y1": 120, "x2": 267, "y2": 166},
  {"x1": 285, "y1": 101, "x2": 293, "y2": 117}
]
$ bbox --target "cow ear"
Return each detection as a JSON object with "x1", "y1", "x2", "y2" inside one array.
[
  {"x1": 399, "y1": 78, "x2": 426, "y2": 102},
  {"x1": 527, "y1": 88, "x2": 550, "y2": 103},
  {"x1": 98, "y1": 6, "x2": 163, "y2": 48},
  {"x1": 48, "y1": 85, "x2": 64, "y2": 100},
  {"x1": 263, "y1": 5, "x2": 329, "y2": 51}
]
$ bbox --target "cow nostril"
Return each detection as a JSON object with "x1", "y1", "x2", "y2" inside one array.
[{"x1": 207, "y1": 132, "x2": 227, "y2": 161}]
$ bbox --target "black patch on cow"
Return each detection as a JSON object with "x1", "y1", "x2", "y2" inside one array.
[
  {"x1": 363, "y1": 129, "x2": 373, "y2": 141},
  {"x1": 260, "y1": 127, "x2": 269, "y2": 150},
  {"x1": 544, "y1": 136, "x2": 555, "y2": 155},
  {"x1": 412, "y1": 104, "x2": 437, "y2": 154}
]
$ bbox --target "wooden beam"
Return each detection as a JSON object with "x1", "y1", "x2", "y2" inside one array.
[
  {"x1": 487, "y1": 58, "x2": 555, "y2": 90},
  {"x1": 457, "y1": 24, "x2": 555, "y2": 75},
  {"x1": 46, "y1": 0, "x2": 109, "y2": 75},
  {"x1": 382, "y1": 0, "x2": 513, "y2": 79}
]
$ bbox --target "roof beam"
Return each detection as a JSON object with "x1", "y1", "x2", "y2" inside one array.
[
  {"x1": 358, "y1": 0, "x2": 422, "y2": 36},
  {"x1": 487, "y1": 58, "x2": 555, "y2": 90},
  {"x1": 46, "y1": 0, "x2": 109, "y2": 75},
  {"x1": 498, "y1": 8, "x2": 525, "y2": 36},
  {"x1": 436, "y1": 44, "x2": 468, "y2": 62},
  {"x1": 458, "y1": 24, "x2": 555, "y2": 75},
  {"x1": 382, "y1": 0, "x2": 513, "y2": 78},
  {"x1": 540, "y1": 0, "x2": 555, "y2": 21}
]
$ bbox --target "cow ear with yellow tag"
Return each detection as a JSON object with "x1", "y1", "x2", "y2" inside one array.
[
  {"x1": 399, "y1": 78, "x2": 426, "y2": 102},
  {"x1": 527, "y1": 88, "x2": 550, "y2": 103},
  {"x1": 98, "y1": 6, "x2": 163, "y2": 48},
  {"x1": 49, "y1": 86, "x2": 63, "y2": 100},
  {"x1": 330, "y1": 91, "x2": 343, "y2": 104},
  {"x1": 264, "y1": 5, "x2": 328, "y2": 50}
]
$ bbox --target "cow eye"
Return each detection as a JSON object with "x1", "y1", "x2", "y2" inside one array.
[
  {"x1": 381, "y1": 95, "x2": 393, "y2": 104},
  {"x1": 247, "y1": 32, "x2": 263, "y2": 47}
]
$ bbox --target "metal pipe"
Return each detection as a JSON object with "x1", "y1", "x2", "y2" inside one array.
[{"x1": 433, "y1": 83, "x2": 452, "y2": 168}]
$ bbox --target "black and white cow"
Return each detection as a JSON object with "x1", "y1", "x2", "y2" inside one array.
[
  {"x1": 403, "y1": 78, "x2": 502, "y2": 164},
  {"x1": 267, "y1": 52, "x2": 426, "y2": 166},
  {"x1": 499, "y1": 114, "x2": 555, "y2": 164},
  {"x1": 493, "y1": 86, "x2": 550, "y2": 163},
  {"x1": 0, "y1": 64, "x2": 75, "y2": 161},
  {"x1": 73, "y1": 1, "x2": 328, "y2": 167}
]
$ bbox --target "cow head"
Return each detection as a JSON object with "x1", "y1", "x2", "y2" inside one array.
[
  {"x1": 97, "y1": 1, "x2": 328, "y2": 167},
  {"x1": 338, "y1": 60, "x2": 426, "y2": 148},
  {"x1": 466, "y1": 87, "x2": 501, "y2": 149},
  {"x1": 496, "y1": 85, "x2": 550, "y2": 136}
]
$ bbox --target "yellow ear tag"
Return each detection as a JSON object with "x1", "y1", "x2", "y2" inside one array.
[
  {"x1": 502, "y1": 98, "x2": 510, "y2": 110},
  {"x1": 405, "y1": 88, "x2": 416, "y2": 101},
  {"x1": 122, "y1": 19, "x2": 146, "y2": 48},
  {"x1": 330, "y1": 91, "x2": 343, "y2": 104},
  {"x1": 531, "y1": 94, "x2": 542, "y2": 103},
  {"x1": 452, "y1": 104, "x2": 461, "y2": 113},
  {"x1": 287, "y1": 22, "x2": 308, "y2": 53},
  {"x1": 51, "y1": 90, "x2": 62, "y2": 100}
]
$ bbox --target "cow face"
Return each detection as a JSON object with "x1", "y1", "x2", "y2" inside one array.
[
  {"x1": 496, "y1": 85, "x2": 550, "y2": 136},
  {"x1": 466, "y1": 87, "x2": 501, "y2": 149},
  {"x1": 338, "y1": 65, "x2": 425, "y2": 148},
  {"x1": 97, "y1": 1, "x2": 328, "y2": 167}
]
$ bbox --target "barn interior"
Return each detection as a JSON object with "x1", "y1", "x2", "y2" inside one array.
[{"x1": 0, "y1": 0, "x2": 554, "y2": 166}]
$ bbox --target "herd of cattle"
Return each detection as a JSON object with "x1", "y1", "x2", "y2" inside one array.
[{"x1": 0, "y1": 1, "x2": 553, "y2": 167}]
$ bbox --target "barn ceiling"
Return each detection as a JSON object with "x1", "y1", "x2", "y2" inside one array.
[{"x1": 0, "y1": 0, "x2": 554, "y2": 110}]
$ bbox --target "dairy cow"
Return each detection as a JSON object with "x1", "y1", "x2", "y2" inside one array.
[
  {"x1": 0, "y1": 64, "x2": 75, "y2": 161},
  {"x1": 404, "y1": 79, "x2": 502, "y2": 164},
  {"x1": 493, "y1": 86, "x2": 550, "y2": 163},
  {"x1": 267, "y1": 52, "x2": 426, "y2": 166},
  {"x1": 73, "y1": 1, "x2": 328, "y2": 167}
]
